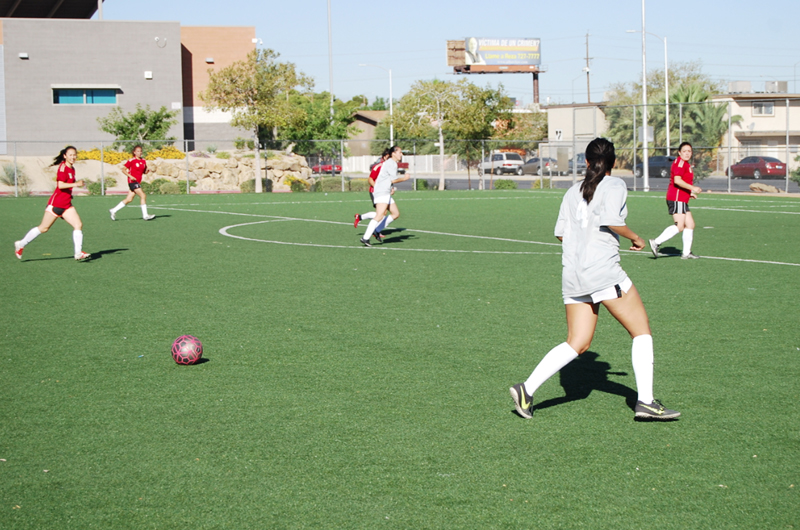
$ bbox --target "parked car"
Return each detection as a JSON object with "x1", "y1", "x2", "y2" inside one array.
[
  {"x1": 634, "y1": 156, "x2": 676, "y2": 178},
  {"x1": 562, "y1": 153, "x2": 586, "y2": 176},
  {"x1": 369, "y1": 158, "x2": 408, "y2": 174},
  {"x1": 312, "y1": 163, "x2": 342, "y2": 174},
  {"x1": 521, "y1": 157, "x2": 558, "y2": 176},
  {"x1": 477, "y1": 152, "x2": 524, "y2": 176},
  {"x1": 727, "y1": 156, "x2": 786, "y2": 179}
]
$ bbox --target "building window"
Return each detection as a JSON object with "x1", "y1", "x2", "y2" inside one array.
[
  {"x1": 752, "y1": 102, "x2": 774, "y2": 116},
  {"x1": 53, "y1": 89, "x2": 117, "y2": 105}
]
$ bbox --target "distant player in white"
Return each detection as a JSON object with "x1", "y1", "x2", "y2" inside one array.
[
  {"x1": 359, "y1": 145, "x2": 409, "y2": 246},
  {"x1": 510, "y1": 138, "x2": 680, "y2": 421}
]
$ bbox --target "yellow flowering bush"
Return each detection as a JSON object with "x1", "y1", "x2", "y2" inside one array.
[
  {"x1": 77, "y1": 148, "x2": 130, "y2": 165},
  {"x1": 146, "y1": 146, "x2": 186, "y2": 160},
  {"x1": 284, "y1": 175, "x2": 310, "y2": 192}
]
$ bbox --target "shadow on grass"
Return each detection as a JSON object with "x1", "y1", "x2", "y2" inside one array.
[
  {"x1": 22, "y1": 248, "x2": 129, "y2": 262},
  {"x1": 654, "y1": 246, "x2": 683, "y2": 258},
  {"x1": 375, "y1": 228, "x2": 415, "y2": 245},
  {"x1": 524, "y1": 351, "x2": 638, "y2": 415}
]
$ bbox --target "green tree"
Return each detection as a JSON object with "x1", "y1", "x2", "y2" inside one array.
[
  {"x1": 278, "y1": 92, "x2": 363, "y2": 157},
  {"x1": 97, "y1": 104, "x2": 179, "y2": 152},
  {"x1": 200, "y1": 49, "x2": 313, "y2": 192}
]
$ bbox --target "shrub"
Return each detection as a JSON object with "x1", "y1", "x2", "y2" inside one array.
[
  {"x1": 86, "y1": 176, "x2": 118, "y2": 196},
  {"x1": 349, "y1": 178, "x2": 370, "y2": 192},
  {"x1": 146, "y1": 146, "x2": 185, "y2": 160},
  {"x1": 234, "y1": 137, "x2": 247, "y2": 150},
  {"x1": 286, "y1": 175, "x2": 309, "y2": 192},
  {"x1": 531, "y1": 178, "x2": 551, "y2": 189},
  {"x1": 239, "y1": 178, "x2": 273, "y2": 193},
  {"x1": 77, "y1": 148, "x2": 130, "y2": 165},
  {"x1": 246, "y1": 139, "x2": 255, "y2": 150},
  {"x1": 215, "y1": 151, "x2": 231, "y2": 159},
  {"x1": 174, "y1": 180, "x2": 197, "y2": 194},
  {"x1": 0, "y1": 162, "x2": 30, "y2": 196},
  {"x1": 314, "y1": 177, "x2": 344, "y2": 192},
  {"x1": 159, "y1": 181, "x2": 181, "y2": 195},
  {"x1": 415, "y1": 179, "x2": 430, "y2": 190},
  {"x1": 207, "y1": 145, "x2": 217, "y2": 154},
  {"x1": 494, "y1": 179, "x2": 518, "y2": 190},
  {"x1": 141, "y1": 178, "x2": 172, "y2": 195}
]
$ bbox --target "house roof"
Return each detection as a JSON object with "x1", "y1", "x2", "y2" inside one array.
[
  {"x1": 1, "y1": 0, "x2": 103, "y2": 19},
  {"x1": 353, "y1": 110, "x2": 388, "y2": 126}
]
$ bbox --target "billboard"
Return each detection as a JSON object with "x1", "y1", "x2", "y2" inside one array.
[{"x1": 464, "y1": 38, "x2": 541, "y2": 66}]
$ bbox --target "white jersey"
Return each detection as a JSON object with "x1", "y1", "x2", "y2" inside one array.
[
  {"x1": 373, "y1": 158, "x2": 397, "y2": 196},
  {"x1": 554, "y1": 177, "x2": 629, "y2": 298}
]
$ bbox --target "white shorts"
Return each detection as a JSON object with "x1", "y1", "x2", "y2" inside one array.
[
  {"x1": 372, "y1": 194, "x2": 392, "y2": 205},
  {"x1": 564, "y1": 277, "x2": 633, "y2": 305}
]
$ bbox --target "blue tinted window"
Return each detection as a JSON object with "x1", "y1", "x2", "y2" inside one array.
[
  {"x1": 86, "y1": 89, "x2": 116, "y2": 104},
  {"x1": 54, "y1": 89, "x2": 84, "y2": 104}
]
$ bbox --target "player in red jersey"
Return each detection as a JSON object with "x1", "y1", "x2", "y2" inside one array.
[
  {"x1": 109, "y1": 145, "x2": 155, "y2": 220},
  {"x1": 353, "y1": 148, "x2": 390, "y2": 241},
  {"x1": 649, "y1": 142, "x2": 703, "y2": 259},
  {"x1": 14, "y1": 146, "x2": 90, "y2": 261}
]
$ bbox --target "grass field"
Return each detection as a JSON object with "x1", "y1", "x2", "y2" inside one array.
[{"x1": 1, "y1": 189, "x2": 798, "y2": 529}]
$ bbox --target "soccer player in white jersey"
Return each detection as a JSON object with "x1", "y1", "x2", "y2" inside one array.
[
  {"x1": 510, "y1": 138, "x2": 680, "y2": 421},
  {"x1": 359, "y1": 146, "x2": 409, "y2": 246}
]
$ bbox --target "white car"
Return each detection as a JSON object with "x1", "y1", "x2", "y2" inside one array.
[{"x1": 477, "y1": 152, "x2": 524, "y2": 176}]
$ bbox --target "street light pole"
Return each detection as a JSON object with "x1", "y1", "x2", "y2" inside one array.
[
  {"x1": 359, "y1": 64, "x2": 394, "y2": 145},
  {"x1": 628, "y1": 29, "x2": 668, "y2": 156},
  {"x1": 641, "y1": 0, "x2": 650, "y2": 191}
]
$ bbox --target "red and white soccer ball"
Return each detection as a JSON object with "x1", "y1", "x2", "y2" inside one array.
[{"x1": 171, "y1": 335, "x2": 203, "y2": 365}]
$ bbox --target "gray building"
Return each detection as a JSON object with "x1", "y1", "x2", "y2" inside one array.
[{"x1": 1, "y1": 17, "x2": 184, "y2": 155}]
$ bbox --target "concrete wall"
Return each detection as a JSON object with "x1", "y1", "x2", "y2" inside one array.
[{"x1": 1, "y1": 18, "x2": 184, "y2": 155}]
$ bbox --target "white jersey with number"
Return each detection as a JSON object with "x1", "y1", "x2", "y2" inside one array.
[
  {"x1": 554, "y1": 177, "x2": 629, "y2": 298},
  {"x1": 373, "y1": 158, "x2": 397, "y2": 196}
]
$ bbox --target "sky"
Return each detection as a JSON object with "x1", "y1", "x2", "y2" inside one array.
[{"x1": 97, "y1": 0, "x2": 800, "y2": 106}]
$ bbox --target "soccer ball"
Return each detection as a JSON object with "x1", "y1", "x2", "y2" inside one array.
[{"x1": 171, "y1": 335, "x2": 203, "y2": 365}]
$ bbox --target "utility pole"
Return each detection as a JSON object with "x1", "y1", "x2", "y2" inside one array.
[{"x1": 585, "y1": 33, "x2": 591, "y2": 103}]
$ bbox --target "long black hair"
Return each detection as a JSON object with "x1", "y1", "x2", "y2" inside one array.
[
  {"x1": 580, "y1": 138, "x2": 616, "y2": 203},
  {"x1": 52, "y1": 145, "x2": 77, "y2": 166}
]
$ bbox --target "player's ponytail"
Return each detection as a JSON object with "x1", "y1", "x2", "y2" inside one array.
[
  {"x1": 581, "y1": 138, "x2": 616, "y2": 204},
  {"x1": 52, "y1": 145, "x2": 77, "y2": 166}
]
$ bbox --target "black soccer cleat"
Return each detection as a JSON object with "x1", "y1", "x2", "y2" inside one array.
[
  {"x1": 510, "y1": 383, "x2": 533, "y2": 419},
  {"x1": 359, "y1": 238, "x2": 371, "y2": 247},
  {"x1": 634, "y1": 399, "x2": 680, "y2": 420}
]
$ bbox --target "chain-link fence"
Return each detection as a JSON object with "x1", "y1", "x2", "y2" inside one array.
[{"x1": 2, "y1": 96, "x2": 799, "y2": 195}]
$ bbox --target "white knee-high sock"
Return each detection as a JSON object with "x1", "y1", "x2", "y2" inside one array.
[
  {"x1": 363, "y1": 219, "x2": 379, "y2": 240},
  {"x1": 141, "y1": 204, "x2": 149, "y2": 217},
  {"x1": 631, "y1": 334, "x2": 654, "y2": 404},
  {"x1": 681, "y1": 228, "x2": 694, "y2": 256},
  {"x1": 361, "y1": 212, "x2": 376, "y2": 220},
  {"x1": 654, "y1": 224, "x2": 680, "y2": 245},
  {"x1": 72, "y1": 230, "x2": 83, "y2": 255},
  {"x1": 20, "y1": 227, "x2": 41, "y2": 247},
  {"x1": 523, "y1": 342, "x2": 579, "y2": 396},
  {"x1": 110, "y1": 201, "x2": 126, "y2": 214}
]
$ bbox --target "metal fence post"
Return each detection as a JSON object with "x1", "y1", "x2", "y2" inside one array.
[
  {"x1": 727, "y1": 101, "x2": 732, "y2": 193},
  {"x1": 632, "y1": 104, "x2": 637, "y2": 191},
  {"x1": 100, "y1": 141, "x2": 105, "y2": 196},
  {"x1": 413, "y1": 140, "x2": 417, "y2": 191},
  {"x1": 679, "y1": 103, "x2": 683, "y2": 146},
  {"x1": 185, "y1": 139, "x2": 190, "y2": 194},
  {"x1": 13, "y1": 142, "x2": 18, "y2": 197},
  {"x1": 480, "y1": 140, "x2": 485, "y2": 191},
  {"x1": 786, "y1": 98, "x2": 791, "y2": 193},
  {"x1": 340, "y1": 140, "x2": 345, "y2": 192}
]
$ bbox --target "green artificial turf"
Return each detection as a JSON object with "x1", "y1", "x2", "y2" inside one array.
[{"x1": 1, "y1": 189, "x2": 798, "y2": 529}]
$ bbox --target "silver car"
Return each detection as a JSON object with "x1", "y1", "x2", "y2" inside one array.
[{"x1": 477, "y1": 152, "x2": 525, "y2": 176}]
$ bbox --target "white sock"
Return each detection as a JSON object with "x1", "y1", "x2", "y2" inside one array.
[
  {"x1": 523, "y1": 342, "x2": 579, "y2": 396},
  {"x1": 141, "y1": 204, "x2": 149, "y2": 217},
  {"x1": 361, "y1": 212, "x2": 376, "y2": 220},
  {"x1": 631, "y1": 334, "x2": 654, "y2": 404},
  {"x1": 20, "y1": 227, "x2": 42, "y2": 247},
  {"x1": 654, "y1": 224, "x2": 679, "y2": 245},
  {"x1": 110, "y1": 201, "x2": 126, "y2": 214},
  {"x1": 681, "y1": 228, "x2": 694, "y2": 256},
  {"x1": 363, "y1": 219, "x2": 379, "y2": 240},
  {"x1": 72, "y1": 230, "x2": 83, "y2": 255}
]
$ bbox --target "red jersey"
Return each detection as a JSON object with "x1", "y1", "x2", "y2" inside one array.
[
  {"x1": 666, "y1": 158, "x2": 693, "y2": 203},
  {"x1": 124, "y1": 157, "x2": 148, "y2": 183},
  {"x1": 48, "y1": 162, "x2": 76, "y2": 209},
  {"x1": 368, "y1": 161, "x2": 384, "y2": 193}
]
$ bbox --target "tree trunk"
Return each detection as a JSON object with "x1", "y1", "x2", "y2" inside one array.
[{"x1": 254, "y1": 128, "x2": 263, "y2": 193}]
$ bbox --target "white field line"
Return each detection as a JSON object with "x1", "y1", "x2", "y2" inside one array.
[{"x1": 150, "y1": 205, "x2": 800, "y2": 266}]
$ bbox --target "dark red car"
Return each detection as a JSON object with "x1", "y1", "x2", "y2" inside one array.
[
  {"x1": 727, "y1": 156, "x2": 786, "y2": 179},
  {"x1": 311, "y1": 163, "x2": 342, "y2": 174}
]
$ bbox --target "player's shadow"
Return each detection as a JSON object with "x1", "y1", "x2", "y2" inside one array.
[
  {"x1": 528, "y1": 351, "x2": 638, "y2": 414},
  {"x1": 22, "y1": 248, "x2": 128, "y2": 262},
  {"x1": 378, "y1": 228, "x2": 415, "y2": 244},
  {"x1": 653, "y1": 246, "x2": 682, "y2": 258}
]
